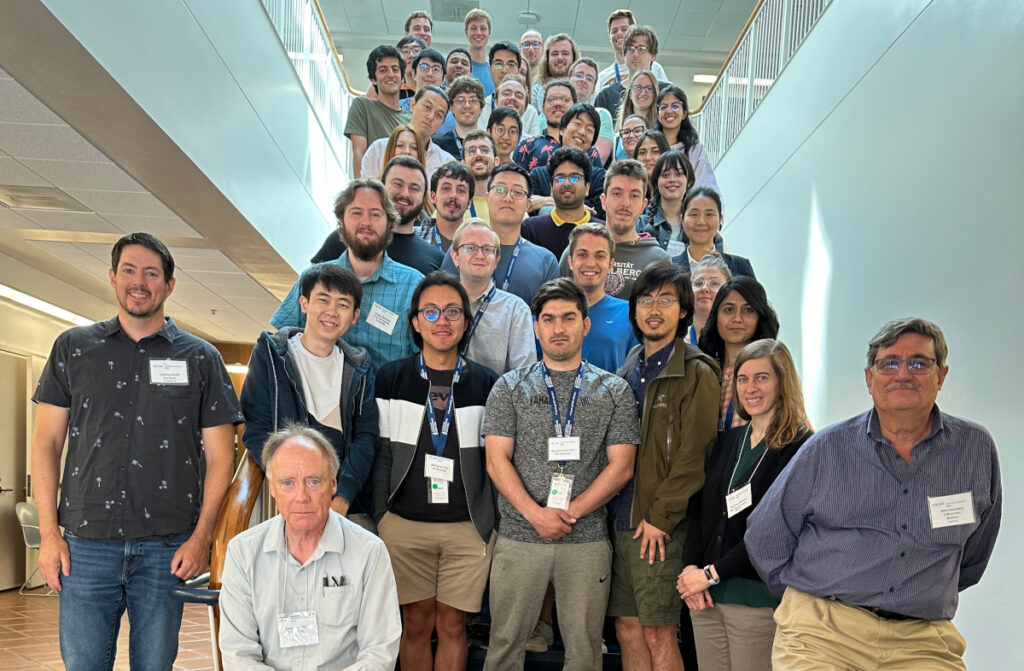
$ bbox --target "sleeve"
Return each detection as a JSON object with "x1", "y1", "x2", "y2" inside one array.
[
  {"x1": 337, "y1": 368, "x2": 380, "y2": 504},
  {"x1": 344, "y1": 98, "x2": 369, "y2": 139},
  {"x1": 681, "y1": 486, "x2": 706, "y2": 566},
  {"x1": 198, "y1": 346, "x2": 245, "y2": 428},
  {"x1": 507, "y1": 302, "x2": 539, "y2": 371},
  {"x1": 586, "y1": 166, "x2": 606, "y2": 218},
  {"x1": 603, "y1": 379, "x2": 641, "y2": 448},
  {"x1": 481, "y1": 375, "x2": 516, "y2": 438},
  {"x1": 269, "y1": 272, "x2": 308, "y2": 329},
  {"x1": 558, "y1": 247, "x2": 572, "y2": 278},
  {"x1": 540, "y1": 248, "x2": 561, "y2": 284},
  {"x1": 371, "y1": 366, "x2": 395, "y2": 522},
  {"x1": 744, "y1": 442, "x2": 820, "y2": 598},
  {"x1": 598, "y1": 108, "x2": 614, "y2": 142},
  {"x1": 734, "y1": 255, "x2": 756, "y2": 280},
  {"x1": 513, "y1": 139, "x2": 531, "y2": 169},
  {"x1": 958, "y1": 436, "x2": 1002, "y2": 591},
  {"x1": 360, "y1": 141, "x2": 379, "y2": 182},
  {"x1": 522, "y1": 107, "x2": 541, "y2": 138},
  {"x1": 651, "y1": 61, "x2": 669, "y2": 82},
  {"x1": 345, "y1": 540, "x2": 401, "y2": 671},
  {"x1": 32, "y1": 331, "x2": 72, "y2": 407},
  {"x1": 688, "y1": 141, "x2": 720, "y2": 195},
  {"x1": 529, "y1": 167, "x2": 548, "y2": 197},
  {"x1": 239, "y1": 335, "x2": 275, "y2": 468},
  {"x1": 439, "y1": 252, "x2": 459, "y2": 278},
  {"x1": 218, "y1": 541, "x2": 274, "y2": 670},
  {"x1": 646, "y1": 361, "x2": 720, "y2": 533}
]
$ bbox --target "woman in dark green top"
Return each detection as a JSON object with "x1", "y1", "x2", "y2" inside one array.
[{"x1": 678, "y1": 339, "x2": 812, "y2": 671}]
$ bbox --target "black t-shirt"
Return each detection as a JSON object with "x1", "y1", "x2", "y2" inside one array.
[
  {"x1": 311, "y1": 230, "x2": 443, "y2": 274},
  {"x1": 390, "y1": 367, "x2": 471, "y2": 522}
]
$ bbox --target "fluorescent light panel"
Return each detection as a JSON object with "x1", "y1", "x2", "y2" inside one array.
[{"x1": 0, "y1": 283, "x2": 93, "y2": 326}]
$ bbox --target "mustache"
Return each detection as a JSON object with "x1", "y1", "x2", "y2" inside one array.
[{"x1": 885, "y1": 381, "x2": 920, "y2": 391}]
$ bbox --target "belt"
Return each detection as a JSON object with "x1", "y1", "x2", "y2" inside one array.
[{"x1": 826, "y1": 596, "x2": 920, "y2": 622}]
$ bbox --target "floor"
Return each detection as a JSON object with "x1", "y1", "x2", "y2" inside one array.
[{"x1": 0, "y1": 587, "x2": 217, "y2": 670}]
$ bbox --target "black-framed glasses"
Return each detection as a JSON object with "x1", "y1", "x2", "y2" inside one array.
[
  {"x1": 619, "y1": 127, "x2": 646, "y2": 138},
  {"x1": 658, "y1": 103, "x2": 682, "y2": 113},
  {"x1": 625, "y1": 45, "x2": 651, "y2": 54},
  {"x1": 418, "y1": 307, "x2": 465, "y2": 322},
  {"x1": 553, "y1": 173, "x2": 584, "y2": 185},
  {"x1": 630, "y1": 85, "x2": 655, "y2": 94},
  {"x1": 457, "y1": 243, "x2": 499, "y2": 257},
  {"x1": 636, "y1": 296, "x2": 678, "y2": 308},
  {"x1": 872, "y1": 357, "x2": 937, "y2": 375},
  {"x1": 418, "y1": 63, "x2": 443, "y2": 74}
]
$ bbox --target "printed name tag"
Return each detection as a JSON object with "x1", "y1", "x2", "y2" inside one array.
[
  {"x1": 548, "y1": 436, "x2": 580, "y2": 462},
  {"x1": 277, "y1": 611, "x2": 319, "y2": 648},
  {"x1": 149, "y1": 359, "x2": 189, "y2": 385},
  {"x1": 424, "y1": 454, "x2": 455, "y2": 482},
  {"x1": 666, "y1": 240, "x2": 687, "y2": 258},
  {"x1": 928, "y1": 491, "x2": 975, "y2": 529},
  {"x1": 430, "y1": 478, "x2": 449, "y2": 504},
  {"x1": 366, "y1": 302, "x2": 399, "y2": 335},
  {"x1": 725, "y1": 484, "x2": 753, "y2": 518},
  {"x1": 547, "y1": 473, "x2": 574, "y2": 510}
]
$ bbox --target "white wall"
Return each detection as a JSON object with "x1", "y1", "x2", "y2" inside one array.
[{"x1": 714, "y1": 0, "x2": 1023, "y2": 664}]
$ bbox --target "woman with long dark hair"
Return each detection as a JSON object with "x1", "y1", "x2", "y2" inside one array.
[
  {"x1": 654, "y1": 84, "x2": 720, "y2": 195},
  {"x1": 641, "y1": 150, "x2": 695, "y2": 254},
  {"x1": 631, "y1": 129, "x2": 670, "y2": 193},
  {"x1": 672, "y1": 187, "x2": 755, "y2": 278}
]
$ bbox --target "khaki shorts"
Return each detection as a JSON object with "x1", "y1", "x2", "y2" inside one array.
[
  {"x1": 607, "y1": 526, "x2": 685, "y2": 626},
  {"x1": 377, "y1": 512, "x2": 495, "y2": 612}
]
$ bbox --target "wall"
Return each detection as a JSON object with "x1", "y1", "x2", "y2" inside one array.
[{"x1": 713, "y1": 0, "x2": 1023, "y2": 665}]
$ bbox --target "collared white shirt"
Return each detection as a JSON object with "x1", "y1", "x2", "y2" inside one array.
[{"x1": 361, "y1": 136, "x2": 455, "y2": 180}]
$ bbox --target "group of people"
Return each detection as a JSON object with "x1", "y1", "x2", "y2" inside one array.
[{"x1": 28, "y1": 7, "x2": 1001, "y2": 671}]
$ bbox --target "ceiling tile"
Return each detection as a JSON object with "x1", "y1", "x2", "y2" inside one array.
[
  {"x1": 0, "y1": 205, "x2": 38, "y2": 229},
  {"x1": 26, "y1": 240, "x2": 112, "y2": 277},
  {"x1": 168, "y1": 247, "x2": 245, "y2": 274},
  {"x1": 344, "y1": 0, "x2": 384, "y2": 19},
  {"x1": 671, "y1": 11, "x2": 719, "y2": 37},
  {"x1": 183, "y1": 270, "x2": 277, "y2": 300},
  {"x1": 348, "y1": 17, "x2": 390, "y2": 34},
  {"x1": 64, "y1": 189, "x2": 177, "y2": 217},
  {"x1": 12, "y1": 209, "x2": 122, "y2": 233},
  {"x1": 0, "y1": 79, "x2": 66, "y2": 125},
  {"x1": 101, "y1": 213, "x2": 202, "y2": 239},
  {"x1": 19, "y1": 159, "x2": 145, "y2": 192},
  {"x1": 0, "y1": 123, "x2": 110, "y2": 162},
  {"x1": 0, "y1": 156, "x2": 51, "y2": 186}
]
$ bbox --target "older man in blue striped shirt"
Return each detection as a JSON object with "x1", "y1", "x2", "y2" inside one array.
[{"x1": 745, "y1": 317, "x2": 1001, "y2": 671}]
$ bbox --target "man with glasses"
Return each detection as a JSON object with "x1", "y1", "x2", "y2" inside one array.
[
  {"x1": 399, "y1": 48, "x2": 446, "y2": 112},
  {"x1": 459, "y1": 131, "x2": 497, "y2": 224},
  {"x1": 479, "y1": 77, "x2": 541, "y2": 139},
  {"x1": 595, "y1": 25, "x2": 669, "y2": 118},
  {"x1": 440, "y1": 163, "x2": 559, "y2": 305},
  {"x1": 397, "y1": 35, "x2": 428, "y2": 100},
  {"x1": 488, "y1": 42, "x2": 522, "y2": 92},
  {"x1": 514, "y1": 81, "x2": 593, "y2": 172},
  {"x1": 434, "y1": 76, "x2": 487, "y2": 159},
  {"x1": 531, "y1": 34, "x2": 579, "y2": 113},
  {"x1": 596, "y1": 9, "x2": 669, "y2": 91},
  {"x1": 525, "y1": 104, "x2": 607, "y2": 218},
  {"x1": 373, "y1": 272, "x2": 499, "y2": 671},
  {"x1": 346, "y1": 45, "x2": 412, "y2": 178},
  {"x1": 520, "y1": 30, "x2": 543, "y2": 77},
  {"x1": 569, "y1": 58, "x2": 616, "y2": 164},
  {"x1": 522, "y1": 146, "x2": 603, "y2": 258},
  {"x1": 486, "y1": 107, "x2": 523, "y2": 165},
  {"x1": 745, "y1": 318, "x2": 1001, "y2": 670}
]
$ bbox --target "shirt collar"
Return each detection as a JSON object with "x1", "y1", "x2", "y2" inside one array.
[
  {"x1": 639, "y1": 340, "x2": 675, "y2": 368},
  {"x1": 261, "y1": 511, "x2": 346, "y2": 566},
  {"x1": 339, "y1": 250, "x2": 396, "y2": 284},
  {"x1": 551, "y1": 210, "x2": 591, "y2": 227},
  {"x1": 100, "y1": 315, "x2": 179, "y2": 342},
  {"x1": 866, "y1": 405, "x2": 944, "y2": 443}
]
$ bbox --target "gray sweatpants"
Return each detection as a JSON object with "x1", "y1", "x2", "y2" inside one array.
[{"x1": 483, "y1": 535, "x2": 612, "y2": 671}]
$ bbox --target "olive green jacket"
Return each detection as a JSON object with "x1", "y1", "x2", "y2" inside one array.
[{"x1": 619, "y1": 338, "x2": 721, "y2": 533}]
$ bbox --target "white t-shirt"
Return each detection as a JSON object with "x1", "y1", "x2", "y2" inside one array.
[{"x1": 287, "y1": 334, "x2": 344, "y2": 432}]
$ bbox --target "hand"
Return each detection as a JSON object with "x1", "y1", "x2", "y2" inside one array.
[
  {"x1": 530, "y1": 507, "x2": 576, "y2": 542},
  {"x1": 331, "y1": 496, "x2": 350, "y2": 516},
  {"x1": 684, "y1": 590, "x2": 714, "y2": 611},
  {"x1": 677, "y1": 564, "x2": 715, "y2": 598},
  {"x1": 583, "y1": 204, "x2": 597, "y2": 217},
  {"x1": 633, "y1": 520, "x2": 669, "y2": 564},
  {"x1": 38, "y1": 532, "x2": 70, "y2": 593},
  {"x1": 528, "y1": 195, "x2": 555, "y2": 212},
  {"x1": 170, "y1": 534, "x2": 210, "y2": 580}
]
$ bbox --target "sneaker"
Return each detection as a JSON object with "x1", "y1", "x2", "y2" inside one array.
[
  {"x1": 467, "y1": 623, "x2": 490, "y2": 649},
  {"x1": 525, "y1": 619, "x2": 554, "y2": 653}
]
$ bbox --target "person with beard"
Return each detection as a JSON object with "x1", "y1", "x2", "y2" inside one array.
[
  {"x1": 479, "y1": 76, "x2": 541, "y2": 139},
  {"x1": 434, "y1": 76, "x2": 486, "y2": 160},
  {"x1": 522, "y1": 146, "x2": 603, "y2": 259},
  {"x1": 459, "y1": 131, "x2": 496, "y2": 224},
  {"x1": 419, "y1": 161, "x2": 474, "y2": 253},
  {"x1": 272, "y1": 178, "x2": 424, "y2": 372},
  {"x1": 527, "y1": 105, "x2": 607, "y2": 218},
  {"x1": 31, "y1": 233, "x2": 243, "y2": 670},
  {"x1": 519, "y1": 30, "x2": 543, "y2": 78},
  {"x1": 559, "y1": 160, "x2": 668, "y2": 299},
  {"x1": 311, "y1": 156, "x2": 443, "y2": 274},
  {"x1": 531, "y1": 34, "x2": 579, "y2": 114},
  {"x1": 361, "y1": 85, "x2": 455, "y2": 181}
]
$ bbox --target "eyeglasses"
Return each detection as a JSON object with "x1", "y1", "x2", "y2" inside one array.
[
  {"x1": 553, "y1": 173, "x2": 584, "y2": 184},
  {"x1": 636, "y1": 296, "x2": 678, "y2": 308},
  {"x1": 418, "y1": 63, "x2": 443, "y2": 74},
  {"x1": 625, "y1": 45, "x2": 651, "y2": 55},
  {"x1": 546, "y1": 96, "x2": 573, "y2": 106},
  {"x1": 630, "y1": 85, "x2": 655, "y2": 94},
  {"x1": 492, "y1": 60, "x2": 519, "y2": 71},
  {"x1": 400, "y1": 47, "x2": 422, "y2": 58},
  {"x1": 457, "y1": 243, "x2": 499, "y2": 257},
  {"x1": 490, "y1": 185, "x2": 529, "y2": 200},
  {"x1": 491, "y1": 126, "x2": 520, "y2": 138},
  {"x1": 872, "y1": 357, "x2": 937, "y2": 375},
  {"x1": 572, "y1": 72, "x2": 596, "y2": 84},
  {"x1": 418, "y1": 306, "x2": 465, "y2": 322},
  {"x1": 453, "y1": 96, "x2": 481, "y2": 107},
  {"x1": 464, "y1": 144, "x2": 493, "y2": 156},
  {"x1": 619, "y1": 127, "x2": 646, "y2": 138},
  {"x1": 658, "y1": 103, "x2": 682, "y2": 113},
  {"x1": 691, "y1": 278, "x2": 724, "y2": 291},
  {"x1": 521, "y1": 41, "x2": 542, "y2": 50}
]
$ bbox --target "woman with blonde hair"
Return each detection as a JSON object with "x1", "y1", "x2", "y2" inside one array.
[
  {"x1": 615, "y1": 69, "x2": 658, "y2": 132},
  {"x1": 361, "y1": 124, "x2": 426, "y2": 179},
  {"x1": 678, "y1": 338, "x2": 813, "y2": 671}
]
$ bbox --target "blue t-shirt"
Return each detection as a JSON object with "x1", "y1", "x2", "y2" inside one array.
[
  {"x1": 471, "y1": 60, "x2": 495, "y2": 98},
  {"x1": 583, "y1": 295, "x2": 639, "y2": 373},
  {"x1": 440, "y1": 238, "x2": 558, "y2": 305}
]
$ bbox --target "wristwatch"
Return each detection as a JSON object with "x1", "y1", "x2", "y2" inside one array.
[{"x1": 703, "y1": 565, "x2": 720, "y2": 586}]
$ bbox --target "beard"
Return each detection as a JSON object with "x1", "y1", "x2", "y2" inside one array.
[
  {"x1": 341, "y1": 225, "x2": 393, "y2": 262},
  {"x1": 399, "y1": 200, "x2": 425, "y2": 226}
]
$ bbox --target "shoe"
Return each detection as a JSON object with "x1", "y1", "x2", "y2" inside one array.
[
  {"x1": 525, "y1": 619, "x2": 554, "y2": 653},
  {"x1": 467, "y1": 623, "x2": 490, "y2": 649}
]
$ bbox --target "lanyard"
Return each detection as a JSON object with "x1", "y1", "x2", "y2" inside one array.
[
  {"x1": 541, "y1": 361, "x2": 585, "y2": 439},
  {"x1": 613, "y1": 62, "x2": 623, "y2": 84},
  {"x1": 453, "y1": 133, "x2": 464, "y2": 159},
  {"x1": 723, "y1": 402, "x2": 736, "y2": 431},
  {"x1": 728, "y1": 423, "x2": 770, "y2": 493},
  {"x1": 688, "y1": 324, "x2": 697, "y2": 344},
  {"x1": 431, "y1": 225, "x2": 445, "y2": 252},
  {"x1": 418, "y1": 354, "x2": 463, "y2": 457},
  {"x1": 462, "y1": 285, "x2": 496, "y2": 353},
  {"x1": 497, "y1": 237, "x2": 524, "y2": 292},
  {"x1": 469, "y1": 201, "x2": 477, "y2": 218}
]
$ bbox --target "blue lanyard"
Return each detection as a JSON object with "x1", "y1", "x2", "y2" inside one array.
[
  {"x1": 454, "y1": 133, "x2": 464, "y2": 159},
  {"x1": 462, "y1": 285, "x2": 496, "y2": 353},
  {"x1": 497, "y1": 237, "x2": 524, "y2": 292},
  {"x1": 540, "y1": 361, "x2": 585, "y2": 439},
  {"x1": 491, "y1": 96, "x2": 496, "y2": 111},
  {"x1": 431, "y1": 225, "x2": 445, "y2": 252},
  {"x1": 723, "y1": 402, "x2": 736, "y2": 432},
  {"x1": 688, "y1": 324, "x2": 697, "y2": 344},
  {"x1": 469, "y1": 201, "x2": 477, "y2": 218},
  {"x1": 418, "y1": 354, "x2": 463, "y2": 457},
  {"x1": 614, "y1": 62, "x2": 623, "y2": 84}
]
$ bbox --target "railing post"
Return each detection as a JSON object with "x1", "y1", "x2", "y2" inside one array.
[
  {"x1": 744, "y1": 18, "x2": 758, "y2": 120},
  {"x1": 778, "y1": 0, "x2": 791, "y2": 69}
]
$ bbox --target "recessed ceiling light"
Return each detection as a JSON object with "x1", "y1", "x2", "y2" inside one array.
[
  {"x1": 0, "y1": 185, "x2": 90, "y2": 212},
  {"x1": 0, "y1": 282, "x2": 93, "y2": 326}
]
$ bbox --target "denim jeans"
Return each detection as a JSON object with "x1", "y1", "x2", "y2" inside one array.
[{"x1": 60, "y1": 531, "x2": 191, "y2": 671}]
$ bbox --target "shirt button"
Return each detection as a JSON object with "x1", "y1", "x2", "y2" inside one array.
[
  {"x1": 901, "y1": 524, "x2": 907, "y2": 529},
  {"x1": 900, "y1": 551, "x2": 906, "y2": 557},
  {"x1": 889, "y1": 587, "x2": 895, "y2": 593},
  {"x1": 903, "y1": 488, "x2": 909, "y2": 494}
]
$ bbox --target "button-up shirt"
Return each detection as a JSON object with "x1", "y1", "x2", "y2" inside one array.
[
  {"x1": 32, "y1": 317, "x2": 243, "y2": 539},
  {"x1": 462, "y1": 281, "x2": 537, "y2": 376},
  {"x1": 745, "y1": 407, "x2": 1002, "y2": 620},
  {"x1": 271, "y1": 252, "x2": 423, "y2": 372}
]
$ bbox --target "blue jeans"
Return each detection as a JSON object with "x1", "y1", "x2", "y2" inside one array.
[{"x1": 60, "y1": 531, "x2": 190, "y2": 671}]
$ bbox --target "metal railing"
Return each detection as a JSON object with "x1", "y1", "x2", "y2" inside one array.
[{"x1": 692, "y1": 0, "x2": 832, "y2": 167}]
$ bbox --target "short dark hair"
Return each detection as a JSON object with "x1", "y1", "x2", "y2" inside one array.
[
  {"x1": 698, "y1": 276, "x2": 780, "y2": 368},
  {"x1": 404, "y1": 11, "x2": 433, "y2": 32},
  {"x1": 463, "y1": 129, "x2": 497, "y2": 156},
  {"x1": 682, "y1": 186, "x2": 722, "y2": 215},
  {"x1": 558, "y1": 103, "x2": 601, "y2": 147},
  {"x1": 414, "y1": 84, "x2": 449, "y2": 111},
  {"x1": 547, "y1": 146, "x2": 592, "y2": 185},
  {"x1": 367, "y1": 45, "x2": 404, "y2": 82},
  {"x1": 408, "y1": 272, "x2": 473, "y2": 351},
  {"x1": 300, "y1": 263, "x2": 363, "y2": 309},
  {"x1": 628, "y1": 262, "x2": 694, "y2": 342},
  {"x1": 531, "y1": 277, "x2": 588, "y2": 320},
  {"x1": 111, "y1": 233, "x2": 174, "y2": 281},
  {"x1": 382, "y1": 154, "x2": 428, "y2": 190},
  {"x1": 396, "y1": 35, "x2": 427, "y2": 51},
  {"x1": 414, "y1": 48, "x2": 446, "y2": 76},
  {"x1": 633, "y1": 129, "x2": 670, "y2": 160},
  {"x1": 604, "y1": 158, "x2": 649, "y2": 195},
  {"x1": 543, "y1": 79, "x2": 577, "y2": 105},
  {"x1": 446, "y1": 75, "x2": 485, "y2": 106},
  {"x1": 487, "y1": 106, "x2": 522, "y2": 135},
  {"x1": 487, "y1": 161, "x2": 532, "y2": 198},
  {"x1": 446, "y1": 47, "x2": 470, "y2": 65},
  {"x1": 430, "y1": 160, "x2": 475, "y2": 199},
  {"x1": 867, "y1": 318, "x2": 949, "y2": 369},
  {"x1": 489, "y1": 41, "x2": 522, "y2": 66}
]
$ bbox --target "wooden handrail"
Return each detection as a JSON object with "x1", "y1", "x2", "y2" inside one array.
[
  {"x1": 309, "y1": 0, "x2": 365, "y2": 97},
  {"x1": 691, "y1": 0, "x2": 766, "y2": 114}
]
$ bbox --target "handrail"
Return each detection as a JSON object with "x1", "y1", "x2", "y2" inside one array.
[
  {"x1": 308, "y1": 0, "x2": 364, "y2": 97},
  {"x1": 690, "y1": 0, "x2": 833, "y2": 167}
]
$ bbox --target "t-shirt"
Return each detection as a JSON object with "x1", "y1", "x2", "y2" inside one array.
[
  {"x1": 582, "y1": 295, "x2": 639, "y2": 373},
  {"x1": 440, "y1": 237, "x2": 559, "y2": 305},
  {"x1": 311, "y1": 230, "x2": 443, "y2": 275},
  {"x1": 559, "y1": 236, "x2": 670, "y2": 299},
  {"x1": 344, "y1": 97, "x2": 411, "y2": 146},
  {"x1": 471, "y1": 60, "x2": 495, "y2": 98},
  {"x1": 286, "y1": 334, "x2": 344, "y2": 431},
  {"x1": 481, "y1": 362, "x2": 640, "y2": 543},
  {"x1": 521, "y1": 212, "x2": 603, "y2": 260}
]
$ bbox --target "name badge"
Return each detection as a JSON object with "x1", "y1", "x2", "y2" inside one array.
[
  {"x1": 366, "y1": 302, "x2": 399, "y2": 335},
  {"x1": 430, "y1": 478, "x2": 449, "y2": 504},
  {"x1": 928, "y1": 491, "x2": 975, "y2": 529},
  {"x1": 666, "y1": 240, "x2": 687, "y2": 258},
  {"x1": 149, "y1": 359, "x2": 189, "y2": 385},
  {"x1": 424, "y1": 454, "x2": 455, "y2": 482},
  {"x1": 547, "y1": 473, "x2": 574, "y2": 510},
  {"x1": 277, "y1": 611, "x2": 319, "y2": 648},
  {"x1": 725, "y1": 484, "x2": 753, "y2": 518},
  {"x1": 548, "y1": 436, "x2": 580, "y2": 462}
]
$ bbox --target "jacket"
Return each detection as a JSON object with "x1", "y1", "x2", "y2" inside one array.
[
  {"x1": 372, "y1": 355, "x2": 498, "y2": 541},
  {"x1": 619, "y1": 338, "x2": 721, "y2": 533},
  {"x1": 240, "y1": 328, "x2": 378, "y2": 512},
  {"x1": 682, "y1": 426, "x2": 811, "y2": 582}
]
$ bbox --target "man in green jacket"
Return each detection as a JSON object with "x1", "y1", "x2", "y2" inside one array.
[{"x1": 609, "y1": 262, "x2": 721, "y2": 671}]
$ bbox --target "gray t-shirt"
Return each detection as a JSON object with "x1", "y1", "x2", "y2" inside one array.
[{"x1": 482, "y1": 362, "x2": 640, "y2": 543}]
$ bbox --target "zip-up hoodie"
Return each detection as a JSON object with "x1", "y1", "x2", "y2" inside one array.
[
  {"x1": 373, "y1": 355, "x2": 498, "y2": 542},
  {"x1": 240, "y1": 328, "x2": 378, "y2": 514}
]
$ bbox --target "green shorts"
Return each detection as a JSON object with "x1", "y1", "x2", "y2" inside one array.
[{"x1": 606, "y1": 526, "x2": 685, "y2": 626}]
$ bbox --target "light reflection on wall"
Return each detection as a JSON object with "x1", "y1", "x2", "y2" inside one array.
[
  {"x1": 308, "y1": 107, "x2": 345, "y2": 233},
  {"x1": 800, "y1": 187, "x2": 831, "y2": 429}
]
